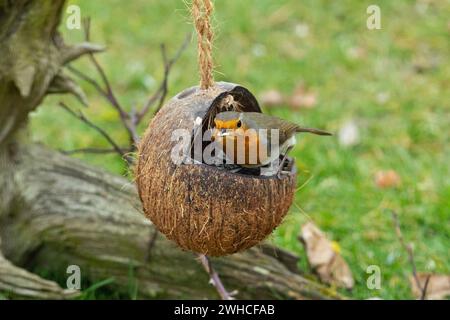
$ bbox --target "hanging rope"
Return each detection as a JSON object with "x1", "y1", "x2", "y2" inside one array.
[{"x1": 192, "y1": 0, "x2": 215, "y2": 90}]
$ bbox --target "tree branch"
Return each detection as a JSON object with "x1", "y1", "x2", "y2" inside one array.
[
  {"x1": 47, "y1": 71, "x2": 89, "y2": 107},
  {"x1": 136, "y1": 33, "x2": 191, "y2": 122},
  {"x1": 391, "y1": 211, "x2": 429, "y2": 300},
  {"x1": 61, "y1": 42, "x2": 105, "y2": 65},
  {"x1": 81, "y1": 18, "x2": 139, "y2": 145},
  {"x1": 66, "y1": 65, "x2": 109, "y2": 99},
  {"x1": 58, "y1": 102, "x2": 132, "y2": 164},
  {"x1": 198, "y1": 254, "x2": 234, "y2": 300}
]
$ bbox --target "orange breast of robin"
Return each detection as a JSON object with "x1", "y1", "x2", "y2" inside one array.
[{"x1": 216, "y1": 129, "x2": 269, "y2": 166}]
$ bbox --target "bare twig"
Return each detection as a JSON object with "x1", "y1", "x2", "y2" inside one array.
[
  {"x1": 61, "y1": 42, "x2": 105, "y2": 65},
  {"x1": 69, "y1": 20, "x2": 190, "y2": 147},
  {"x1": 83, "y1": 19, "x2": 125, "y2": 116},
  {"x1": 152, "y1": 45, "x2": 170, "y2": 115},
  {"x1": 420, "y1": 274, "x2": 431, "y2": 300},
  {"x1": 198, "y1": 254, "x2": 234, "y2": 300},
  {"x1": 391, "y1": 210, "x2": 429, "y2": 300},
  {"x1": 58, "y1": 102, "x2": 132, "y2": 164},
  {"x1": 67, "y1": 63, "x2": 141, "y2": 145},
  {"x1": 78, "y1": 18, "x2": 140, "y2": 146},
  {"x1": 137, "y1": 33, "x2": 191, "y2": 121},
  {"x1": 67, "y1": 65, "x2": 108, "y2": 98}
]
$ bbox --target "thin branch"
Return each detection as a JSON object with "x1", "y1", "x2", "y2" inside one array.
[
  {"x1": 391, "y1": 211, "x2": 429, "y2": 300},
  {"x1": 58, "y1": 102, "x2": 132, "y2": 164},
  {"x1": 67, "y1": 64, "x2": 142, "y2": 146},
  {"x1": 83, "y1": 16, "x2": 91, "y2": 42},
  {"x1": 67, "y1": 65, "x2": 108, "y2": 98},
  {"x1": 61, "y1": 42, "x2": 105, "y2": 65},
  {"x1": 420, "y1": 274, "x2": 431, "y2": 300},
  {"x1": 153, "y1": 44, "x2": 170, "y2": 116},
  {"x1": 81, "y1": 18, "x2": 126, "y2": 119},
  {"x1": 68, "y1": 62, "x2": 141, "y2": 145},
  {"x1": 136, "y1": 33, "x2": 191, "y2": 122},
  {"x1": 80, "y1": 17, "x2": 139, "y2": 146},
  {"x1": 198, "y1": 254, "x2": 234, "y2": 300},
  {"x1": 68, "y1": 21, "x2": 190, "y2": 147}
]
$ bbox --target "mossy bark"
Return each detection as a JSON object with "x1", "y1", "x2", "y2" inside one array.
[{"x1": 0, "y1": 0, "x2": 342, "y2": 299}]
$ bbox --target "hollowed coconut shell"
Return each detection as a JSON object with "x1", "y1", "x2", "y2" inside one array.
[{"x1": 136, "y1": 82, "x2": 297, "y2": 256}]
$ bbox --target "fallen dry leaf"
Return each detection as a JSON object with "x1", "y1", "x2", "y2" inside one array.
[
  {"x1": 259, "y1": 89, "x2": 284, "y2": 107},
  {"x1": 288, "y1": 84, "x2": 317, "y2": 110},
  {"x1": 299, "y1": 222, "x2": 354, "y2": 289},
  {"x1": 410, "y1": 273, "x2": 450, "y2": 300},
  {"x1": 374, "y1": 170, "x2": 401, "y2": 188}
]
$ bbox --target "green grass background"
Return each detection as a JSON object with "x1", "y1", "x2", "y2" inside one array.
[{"x1": 30, "y1": 0, "x2": 449, "y2": 299}]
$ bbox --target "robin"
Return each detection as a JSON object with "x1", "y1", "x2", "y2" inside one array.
[{"x1": 212, "y1": 111, "x2": 331, "y2": 176}]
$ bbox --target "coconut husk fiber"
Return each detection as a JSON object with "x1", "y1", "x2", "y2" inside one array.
[{"x1": 136, "y1": 82, "x2": 297, "y2": 256}]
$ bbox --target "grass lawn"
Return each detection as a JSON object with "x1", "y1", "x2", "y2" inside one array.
[{"x1": 30, "y1": 0, "x2": 449, "y2": 299}]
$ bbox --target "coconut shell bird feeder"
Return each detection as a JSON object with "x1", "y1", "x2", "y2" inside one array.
[{"x1": 136, "y1": 1, "x2": 297, "y2": 256}]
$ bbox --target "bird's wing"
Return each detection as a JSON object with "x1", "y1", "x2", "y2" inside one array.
[
  {"x1": 244, "y1": 112, "x2": 332, "y2": 137},
  {"x1": 243, "y1": 113, "x2": 299, "y2": 144}
]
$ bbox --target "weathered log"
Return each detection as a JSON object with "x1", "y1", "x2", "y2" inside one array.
[{"x1": 0, "y1": 238, "x2": 77, "y2": 300}]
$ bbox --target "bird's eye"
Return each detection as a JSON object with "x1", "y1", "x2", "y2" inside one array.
[{"x1": 236, "y1": 120, "x2": 242, "y2": 128}]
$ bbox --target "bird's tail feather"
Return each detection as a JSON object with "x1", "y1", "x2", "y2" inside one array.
[{"x1": 296, "y1": 127, "x2": 332, "y2": 136}]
